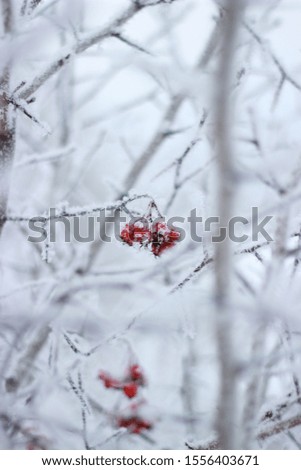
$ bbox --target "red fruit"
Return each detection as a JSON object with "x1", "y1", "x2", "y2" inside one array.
[
  {"x1": 120, "y1": 226, "x2": 134, "y2": 246},
  {"x1": 129, "y1": 364, "x2": 143, "y2": 381},
  {"x1": 132, "y1": 227, "x2": 150, "y2": 244},
  {"x1": 151, "y1": 240, "x2": 172, "y2": 256},
  {"x1": 98, "y1": 372, "x2": 121, "y2": 389},
  {"x1": 120, "y1": 218, "x2": 180, "y2": 257},
  {"x1": 120, "y1": 223, "x2": 151, "y2": 247},
  {"x1": 150, "y1": 222, "x2": 180, "y2": 257},
  {"x1": 117, "y1": 416, "x2": 152, "y2": 434},
  {"x1": 123, "y1": 382, "x2": 138, "y2": 399},
  {"x1": 168, "y1": 229, "x2": 181, "y2": 241}
]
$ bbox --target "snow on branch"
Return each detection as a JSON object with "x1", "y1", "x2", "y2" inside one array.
[
  {"x1": 243, "y1": 20, "x2": 301, "y2": 93},
  {"x1": 1, "y1": 193, "x2": 155, "y2": 223},
  {"x1": 16, "y1": 1, "x2": 168, "y2": 102},
  {"x1": 186, "y1": 412, "x2": 301, "y2": 450}
]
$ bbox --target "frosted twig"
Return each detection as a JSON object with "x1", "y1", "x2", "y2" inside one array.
[
  {"x1": 243, "y1": 20, "x2": 301, "y2": 93},
  {"x1": 164, "y1": 110, "x2": 208, "y2": 212},
  {"x1": 112, "y1": 33, "x2": 153, "y2": 56},
  {"x1": 5, "y1": 326, "x2": 51, "y2": 393},
  {"x1": 0, "y1": 412, "x2": 48, "y2": 449},
  {"x1": 14, "y1": 145, "x2": 74, "y2": 168},
  {"x1": 186, "y1": 413, "x2": 301, "y2": 449},
  {"x1": 90, "y1": 429, "x2": 127, "y2": 450},
  {"x1": 171, "y1": 242, "x2": 269, "y2": 293},
  {"x1": 8, "y1": 94, "x2": 51, "y2": 135},
  {"x1": 2, "y1": 193, "x2": 155, "y2": 223},
  {"x1": 16, "y1": 2, "x2": 160, "y2": 102},
  {"x1": 67, "y1": 373, "x2": 91, "y2": 414}
]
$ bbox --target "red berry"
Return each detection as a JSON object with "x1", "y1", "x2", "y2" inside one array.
[
  {"x1": 169, "y1": 229, "x2": 181, "y2": 241},
  {"x1": 98, "y1": 372, "x2": 121, "y2": 389},
  {"x1": 151, "y1": 240, "x2": 173, "y2": 256},
  {"x1": 120, "y1": 226, "x2": 133, "y2": 246},
  {"x1": 120, "y1": 222, "x2": 151, "y2": 247},
  {"x1": 123, "y1": 382, "x2": 138, "y2": 399},
  {"x1": 134, "y1": 418, "x2": 152, "y2": 434},
  {"x1": 117, "y1": 416, "x2": 152, "y2": 434},
  {"x1": 129, "y1": 364, "x2": 143, "y2": 381},
  {"x1": 120, "y1": 217, "x2": 180, "y2": 256},
  {"x1": 150, "y1": 222, "x2": 180, "y2": 257}
]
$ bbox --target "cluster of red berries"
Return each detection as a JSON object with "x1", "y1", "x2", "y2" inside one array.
[
  {"x1": 116, "y1": 400, "x2": 152, "y2": 435},
  {"x1": 120, "y1": 221, "x2": 180, "y2": 256},
  {"x1": 99, "y1": 364, "x2": 152, "y2": 435},
  {"x1": 98, "y1": 364, "x2": 145, "y2": 399}
]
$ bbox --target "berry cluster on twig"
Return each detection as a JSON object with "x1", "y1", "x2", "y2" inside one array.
[
  {"x1": 120, "y1": 202, "x2": 180, "y2": 256},
  {"x1": 98, "y1": 364, "x2": 152, "y2": 435}
]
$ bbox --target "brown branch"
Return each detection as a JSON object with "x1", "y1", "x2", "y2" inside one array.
[{"x1": 258, "y1": 414, "x2": 301, "y2": 441}]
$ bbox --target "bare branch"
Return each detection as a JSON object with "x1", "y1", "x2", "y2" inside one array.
[
  {"x1": 186, "y1": 413, "x2": 301, "y2": 449},
  {"x1": 112, "y1": 32, "x2": 153, "y2": 55},
  {"x1": 243, "y1": 20, "x2": 301, "y2": 92},
  {"x1": 213, "y1": 0, "x2": 245, "y2": 449},
  {"x1": 17, "y1": 3, "x2": 148, "y2": 101},
  {"x1": 1, "y1": 193, "x2": 155, "y2": 223},
  {"x1": 1, "y1": 0, "x2": 14, "y2": 33}
]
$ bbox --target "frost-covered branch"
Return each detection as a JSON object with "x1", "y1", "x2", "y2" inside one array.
[
  {"x1": 213, "y1": 0, "x2": 245, "y2": 449},
  {"x1": 16, "y1": 2, "x2": 156, "y2": 102},
  {"x1": 186, "y1": 412, "x2": 301, "y2": 449},
  {"x1": 171, "y1": 242, "x2": 269, "y2": 294},
  {"x1": 1, "y1": 0, "x2": 14, "y2": 33},
  {"x1": 0, "y1": 0, "x2": 15, "y2": 234},
  {"x1": 243, "y1": 20, "x2": 301, "y2": 93},
  {"x1": 1, "y1": 193, "x2": 155, "y2": 223}
]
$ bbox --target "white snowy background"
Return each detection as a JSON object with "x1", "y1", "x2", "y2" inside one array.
[{"x1": 1, "y1": 0, "x2": 301, "y2": 450}]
